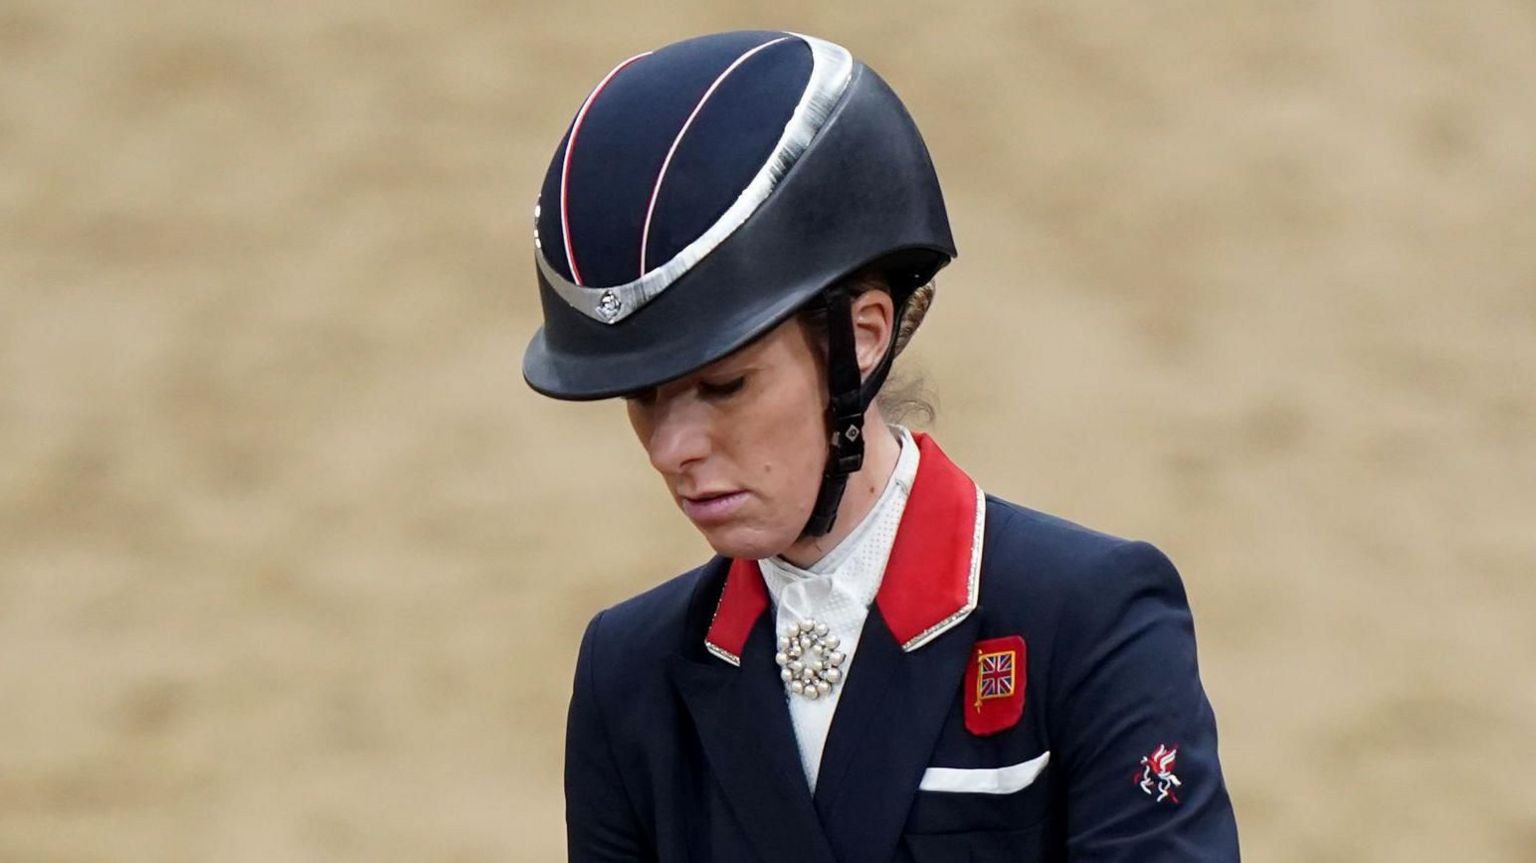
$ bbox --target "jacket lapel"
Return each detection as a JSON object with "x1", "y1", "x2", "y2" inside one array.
[
  {"x1": 669, "y1": 568, "x2": 838, "y2": 863},
  {"x1": 811, "y1": 607, "x2": 983, "y2": 863},
  {"x1": 812, "y1": 434, "x2": 989, "y2": 863}
]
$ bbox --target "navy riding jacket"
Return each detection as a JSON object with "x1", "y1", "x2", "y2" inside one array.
[{"x1": 564, "y1": 435, "x2": 1240, "y2": 862}]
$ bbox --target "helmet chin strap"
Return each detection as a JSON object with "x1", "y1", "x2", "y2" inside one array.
[{"x1": 801, "y1": 285, "x2": 906, "y2": 538}]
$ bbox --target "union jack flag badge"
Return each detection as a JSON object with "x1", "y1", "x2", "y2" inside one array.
[{"x1": 963, "y1": 635, "x2": 1026, "y2": 736}]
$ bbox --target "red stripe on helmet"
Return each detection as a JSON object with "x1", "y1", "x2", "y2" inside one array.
[
  {"x1": 639, "y1": 36, "x2": 792, "y2": 277},
  {"x1": 560, "y1": 50, "x2": 652, "y2": 286}
]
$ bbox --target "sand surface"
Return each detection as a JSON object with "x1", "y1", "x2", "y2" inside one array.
[{"x1": 2, "y1": 1, "x2": 1534, "y2": 860}]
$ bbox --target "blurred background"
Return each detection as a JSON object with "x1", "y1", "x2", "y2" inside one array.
[{"x1": 2, "y1": 1, "x2": 1534, "y2": 860}]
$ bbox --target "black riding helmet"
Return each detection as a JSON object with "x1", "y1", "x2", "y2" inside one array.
[{"x1": 522, "y1": 30, "x2": 955, "y2": 535}]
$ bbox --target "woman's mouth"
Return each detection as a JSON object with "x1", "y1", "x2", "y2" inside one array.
[{"x1": 680, "y1": 490, "x2": 748, "y2": 525}]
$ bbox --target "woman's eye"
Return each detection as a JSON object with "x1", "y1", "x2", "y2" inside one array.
[{"x1": 699, "y1": 376, "x2": 746, "y2": 400}]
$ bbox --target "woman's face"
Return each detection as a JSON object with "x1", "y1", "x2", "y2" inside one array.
[{"x1": 625, "y1": 317, "x2": 830, "y2": 560}]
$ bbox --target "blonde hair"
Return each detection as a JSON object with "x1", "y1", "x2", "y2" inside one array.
[{"x1": 893, "y1": 281, "x2": 936, "y2": 358}]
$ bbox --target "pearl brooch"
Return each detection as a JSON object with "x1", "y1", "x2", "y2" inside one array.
[{"x1": 775, "y1": 619, "x2": 844, "y2": 700}]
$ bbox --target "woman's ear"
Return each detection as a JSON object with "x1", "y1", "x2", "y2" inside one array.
[{"x1": 849, "y1": 289, "x2": 896, "y2": 378}]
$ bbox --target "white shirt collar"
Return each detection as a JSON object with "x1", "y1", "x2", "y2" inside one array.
[{"x1": 760, "y1": 425, "x2": 920, "y2": 596}]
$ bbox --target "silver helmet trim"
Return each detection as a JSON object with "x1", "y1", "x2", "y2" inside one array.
[{"x1": 536, "y1": 33, "x2": 855, "y2": 325}]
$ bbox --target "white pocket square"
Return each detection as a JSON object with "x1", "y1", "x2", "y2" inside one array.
[{"x1": 918, "y1": 750, "x2": 1051, "y2": 795}]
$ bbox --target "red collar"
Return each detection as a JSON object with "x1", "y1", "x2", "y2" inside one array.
[{"x1": 703, "y1": 433, "x2": 984, "y2": 665}]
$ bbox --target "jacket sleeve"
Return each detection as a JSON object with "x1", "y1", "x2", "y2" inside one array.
[
  {"x1": 1049, "y1": 541, "x2": 1241, "y2": 861},
  {"x1": 565, "y1": 610, "x2": 653, "y2": 862}
]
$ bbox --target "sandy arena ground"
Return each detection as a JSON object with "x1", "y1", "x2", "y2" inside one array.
[{"x1": 2, "y1": 1, "x2": 1534, "y2": 860}]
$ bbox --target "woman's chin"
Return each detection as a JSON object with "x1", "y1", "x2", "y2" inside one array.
[{"x1": 696, "y1": 524, "x2": 791, "y2": 562}]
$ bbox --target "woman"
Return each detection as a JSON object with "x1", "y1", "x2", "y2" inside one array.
[{"x1": 524, "y1": 30, "x2": 1240, "y2": 862}]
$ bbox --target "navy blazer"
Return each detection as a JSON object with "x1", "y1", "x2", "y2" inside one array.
[{"x1": 565, "y1": 439, "x2": 1239, "y2": 862}]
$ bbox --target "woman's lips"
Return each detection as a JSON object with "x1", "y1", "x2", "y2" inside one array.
[{"x1": 680, "y1": 491, "x2": 747, "y2": 525}]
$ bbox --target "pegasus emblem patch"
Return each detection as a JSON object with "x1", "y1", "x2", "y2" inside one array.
[{"x1": 1137, "y1": 744, "x2": 1182, "y2": 804}]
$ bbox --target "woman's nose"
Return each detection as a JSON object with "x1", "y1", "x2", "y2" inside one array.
[{"x1": 645, "y1": 398, "x2": 712, "y2": 476}]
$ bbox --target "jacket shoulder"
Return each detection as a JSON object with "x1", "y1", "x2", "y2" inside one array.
[
  {"x1": 976, "y1": 500, "x2": 1238, "y2": 856},
  {"x1": 580, "y1": 558, "x2": 721, "y2": 674},
  {"x1": 978, "y1": 495, "x2": 1186, "y2": 617}
]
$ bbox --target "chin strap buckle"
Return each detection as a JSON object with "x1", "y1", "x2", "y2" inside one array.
[
  {"x1": 826, "y1": 390, "x2": 866, "y2": 476},
  {"x1": 802, "y1": 281, "x2": 908, "y2": 538}
]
